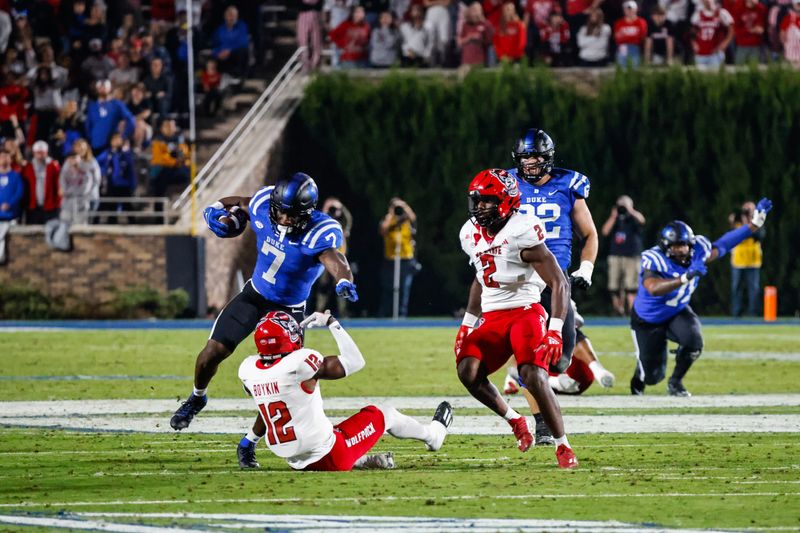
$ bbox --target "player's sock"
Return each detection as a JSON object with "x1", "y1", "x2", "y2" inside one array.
[
  {"x1": 192, "y1": 387, "x2": 207, "y2": 398},
  {"x1": 381, "y1": 406, "x2": 432, "y2": 442},
  {"x1": 554, "y1": 434, "x2": 571, "y2": 449},
  {"x1": 671, "y1": 347, "x2": 701, "y2": 383},
  {"x1": 240, "y1": 431, "x2": 261, "y2": 447},
  {"x1": 588, "y1": 361, "x2": 607, "y2": 379},
  {"x1": 533, "y1": 413, "x2": 545, "y2": 425},
  {"x1": 503, "y1": 408, "x2": 522, "y2": 421}
]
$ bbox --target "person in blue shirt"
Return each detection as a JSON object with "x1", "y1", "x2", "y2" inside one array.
[
  {"x1": 85, "y1": 79, "x2": 136, "y2": 153},
  {"x1": 502, "y1": 128, "x2": 599, "y2": 445},
  {"x1": 0, "y1": 150, "x2": 24, "y2": 222},
  {"x1": 631, "y1": 199, "x2": 773, "y2": 397},
  {"x1": 170, "y1": 172, "x2": 359, "y2": 469},
  {"x1": 96, "y1": 133, "x2": 136, "y2": 221},
  {"x1": 212, "y1": 6, "x2": 250, "y2": 79}
]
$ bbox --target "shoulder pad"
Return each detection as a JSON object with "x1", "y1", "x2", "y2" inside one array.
[
  {"x1": 641, "y1": 248, "x2": 670, "y2": 273},
  {"x1": 567, "y1": 170, "x2": 590, "y2": 199},
  {"x1": 248, "y1": 186, "x2": 274, "y2": 218},
  {"x1": 301, "y1": 212, "x2": 344, "y2": 253}
]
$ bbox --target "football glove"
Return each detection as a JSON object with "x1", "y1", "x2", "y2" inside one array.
[
  {"x1": 300, "y1": 310, "x2": 334, "y2": 329},
  {"x1": 751, "y1": 197, "x2": 773, "y2": 228},
  {"x1": 682, "y1": 254, "x2": 707, "y2": 282},
  {"x1": 534, "y1": 330, "x2": 563, "y2": 367},
  {"x1": 203, "y1": 202, "x2": 232, "y2": 238},
  {"x1": 335, "y1": 279, "x2": 359, "y2": 302},
  {"x1": 569, "y1": 261, "x2": 594, "y2": 290}
]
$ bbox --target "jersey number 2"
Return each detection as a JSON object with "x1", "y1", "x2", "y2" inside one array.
[
  {"x1": 260, "y1": 242, "x2": 286, "y2": 284},
  {"x1": 480, "y1": 255, "x2": 500, "y2": 288},
  {"x1": 257, "y1": 401, "x2": 297, "y2": 445}
]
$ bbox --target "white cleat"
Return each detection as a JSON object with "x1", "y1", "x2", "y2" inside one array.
[
  {"x1": 551, "y1": 374, "x2": 581, "y2": 394},
  {"x1": 597, "y1": 368, "x2": 616, "y2": 389},
  {"x1": 354, "y1": 452, "x2": 395, "y2": 469}
]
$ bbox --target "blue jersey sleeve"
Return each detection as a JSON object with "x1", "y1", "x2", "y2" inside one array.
[
  {"x1": 641, "y1": 248, "x2": 670, "y2": 274},
  {"x1": 301, "y1": 216, "x2": 344, "y2": 256},
  {"x1": 568, "y1": 171, "x2": 590, "y2": 200},
  {"x1": 248, "y1": 186, "x2": 274, "y2": 218},
  {"x1": 695, "y1": 235, "x2": 713, "y2": 262}
]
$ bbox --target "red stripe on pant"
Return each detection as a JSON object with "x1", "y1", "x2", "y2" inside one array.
[{"x1": 303, "y1": 406, "x2": 386, "y2": 471}]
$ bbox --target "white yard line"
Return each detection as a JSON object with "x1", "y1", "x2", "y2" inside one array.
[
  {"x1": 598, "y1": 351, "x2": 800, "y2": 362},
  {"x1": 0, "y1": 512, "x2": 735, "y2": 533},
  {"x1": 2, "y1": 414, "x2": 800, "y2": 434},
  {"x1": 2, "y1": 394, "x2": 799, "y2": 417}
]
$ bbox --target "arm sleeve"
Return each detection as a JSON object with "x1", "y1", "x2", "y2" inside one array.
[
  {"x1": 329, "y1": 321, "x2": 365, "y2": 376},
  {"x1": 568, "y1": 171, "x2": 590, "y2": 200},
  {"x1": 711, "y1": 226, "x2": 751, "y2": 259},
  {"x1": 302, "y1": 219, "x2": 344, "y2": 255}
]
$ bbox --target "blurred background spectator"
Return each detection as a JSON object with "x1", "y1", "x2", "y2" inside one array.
[
  {"x1": 494, "y1": 2, "x2": 527, "y2": 63},
  {"x1": 614, "y1": 0, "x2": 648, "y2": 67},
  {"x1": 324, "y1": 0, "x2": 358, "y2": 68},
  {"x1": 0, "y1": 149, "x2": 23, "y2": 223},
  {"x1": 733, "y1": 0, "x2": 767, "y2": 64},
  {"x1": 644, "y1": 6, "x2": 675, "y2": 65},
  {"x1": 59, "y1": 138, "x2": 100, "y2": 224},
  {"x1": 330, "y1": 5, "x2": 371, "y2": 68},
  {"x1": 691, "y1": 0, "x2": 734, "y2": 69},
  {"x1": 212, "y1": 6, "x2": 249, "y2": 79},
  {"x1": 400, "y1": 4, "x2": 432, "y2": 66},
  {"x1": 97, "y1": 132, "x2": 136, "y2": 222},
  {"x1": 148, "y1": 117, "x2": 189, "y2": 198},
  {"x1": 86, "y1": 79, "x2": 135, "y2": 154},
  {"x1": 379, "y1": 197, "x2": 417, "y2": 318},
  {"x1": 315, "y1": 197, "x2": 354, "y2": 317},
  {"x1": 577, "y1": 8, "x2": 611, "y2": 66},
  {"x1": 780, "y1": 0, "x2": 800, "y2": 67},
  {"x1": 729, "y1": 201, "x2": 763, "y2": 317},
  {"x1": 540, "y1": 10, "x2": 572, "y2": 65},
  {"x1": 423, "y1": 0, "x2": 452, "y2": 66},
  {"x1": 370, "y1": 11, "x2": 401, "y2": 66},
  {"x1": 298, "y1": 0, "x2": 324, "y2": 72},
  {"x1": 22, "y1": 141, "x2": 61, "y2": 224},
  {"x1": 601, "y1": 195, "x2": 645, "y2": 316},
  {"x1": 457, "y1": 1, "x2": 493, "y2": 68}
]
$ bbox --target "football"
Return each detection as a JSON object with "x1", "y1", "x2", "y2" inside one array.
[{"x1": 219, "y1": 206, "x2": 248, "y2": 237}]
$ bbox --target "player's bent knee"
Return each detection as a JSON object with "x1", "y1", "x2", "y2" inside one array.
[
  {"x1": 519, "y1": 364, "x2": 548, "y2": 392},
  {"x1": 456, "y1": 358, "x2": 482, "y2": 386},
  {"x1": 645, "y1": 369, "x2": 665, "y2": 385},
  {"x1": 376, "y1": 404, "x2": 398, "y2": 430},
  {"x1": 198, "y1": 340, "x2": 232, "y2": 366}
]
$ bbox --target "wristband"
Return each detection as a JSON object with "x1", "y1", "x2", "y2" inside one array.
[
  {"x1": 680, "y1": 273, "x2": 689, "y2": 284},
  {"x1": 549, "y1": 318, "x2": 564, "y2": 333},
  {"x1": 210, "y1": 201, "x2": 224, "y2": 209},
  {"x1": 578, "y1": 260, "x2": 594, "y2": 277},
  {"x1": 461, "y1": 312, "x2": 479, "y2": 328}
]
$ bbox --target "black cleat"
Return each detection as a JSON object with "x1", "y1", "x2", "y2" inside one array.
[
  {"x1": 534, "y1": 418, "x2": 555, "y2": 446},
  {"x1": 630, "y1": 376, "x2": 645, "y2": 396},
  {"x1": 667, "y1": 380, "x2": 691, "y2": 397},
  {"x1": 237, "y1": 440, "x2": 260, "y2": 469},
  {"x1": 170, "y1": 394, "x2": 207, "y2": 430},
  {"x1": 426, "y1": 401, "x2": 453, "y2": 451}
]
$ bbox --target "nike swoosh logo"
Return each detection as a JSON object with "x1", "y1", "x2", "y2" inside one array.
[{"x1": 548, "y1": 190, "x2": 557, "y2": 196}]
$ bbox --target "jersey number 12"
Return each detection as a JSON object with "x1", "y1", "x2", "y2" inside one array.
[{"x1": 257, "y1": 401, "x2": 297, "y2": 445}]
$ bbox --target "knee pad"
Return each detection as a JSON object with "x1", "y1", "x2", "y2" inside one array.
[{"x1": 677, "y1": 346, "x2": 702, "y2": 361}]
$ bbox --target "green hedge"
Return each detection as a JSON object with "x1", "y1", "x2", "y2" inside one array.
[{"x1": 299, "y1": 66, "x2": 800, "y2": 316}]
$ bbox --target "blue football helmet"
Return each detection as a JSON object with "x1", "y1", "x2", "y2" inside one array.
[
  {"x1": 658, "y1": 220, "x2": 696, "y2": 266},
  {"x1": 512, "y1": 128, "x2": 555, "y2": 183},
  {"x1": 269, "y1": 172, "x2": 319, "y2": 234}
]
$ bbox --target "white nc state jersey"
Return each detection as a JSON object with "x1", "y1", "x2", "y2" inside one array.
[
  {"x1": 238, "y1": 349, "x2": 335, "y2": 470},
  {"x1": 459, "y1": 210, "x2": 548, "y2": 312}
]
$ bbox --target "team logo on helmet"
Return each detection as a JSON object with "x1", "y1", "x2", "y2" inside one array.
[
  {"x1": 269, "y1": 313, "x2": 300, "y2": 343},
  {"x1": 492, "y1": 169, "x2": 519, "y2": 198}
]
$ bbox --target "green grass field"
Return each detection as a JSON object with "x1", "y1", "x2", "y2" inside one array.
[{"x1": 1, "y1": 324, "x2": 799, "y2": 531}]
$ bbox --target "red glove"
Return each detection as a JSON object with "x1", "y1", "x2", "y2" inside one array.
[
  {"x1": 534, "y1": 330, "x2": 563, "y2": 367},
  {"x1": 454, "y1": 325, "x2": 471, "y2": 356}
]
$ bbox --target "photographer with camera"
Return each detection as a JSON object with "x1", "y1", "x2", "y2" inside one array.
[
  {"x1": 601, "y1": 195, "x2": 645, "y2": 316},
  {"x1": 379, "y1": 197, "x2": 418, "y2": 318},
  {"x1": 315, "y1": 197, "x2": 354, "y2": 317},
  {"x1": 728, "y1": 201, "x2": 764, "y2": 317}
]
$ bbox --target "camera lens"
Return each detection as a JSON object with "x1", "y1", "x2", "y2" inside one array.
[{"x1": 394, "y1": 205, "x2": 404, "y2": 216}]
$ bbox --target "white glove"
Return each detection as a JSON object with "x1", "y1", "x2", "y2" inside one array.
[
  {"x1": 750, "y1": 198, "x2": 773, "y2": 228},
  {"x1": 300, "y1": 310, "x2": 334, "y2": 329},
  {"x1": 569, "y1": 260, "x2": 594, "y2": 290}
]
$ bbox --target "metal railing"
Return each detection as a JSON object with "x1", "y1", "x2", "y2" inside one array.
[
  {"x1": 171, "y1": 47, "x2": 307, "y2": 217},
  {"x1": 58, "y1": 197, "x2": 172, "y2": 225}
]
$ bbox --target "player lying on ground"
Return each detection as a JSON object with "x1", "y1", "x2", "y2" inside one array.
[
  {"x1": 239, "y1": 310, "x2": 453, "y2": 470},
  {"x1": 630, "y1": 199, "x2": 773, "y2": 397},
  {"x1": 169, "y1": 173, "x2": 358, "y2": 469},
  {"x1": 504, "y1": 301, "x2": 616, "y2": 411},
  {"x1": 503, "y1": 128, "x2": 599, "y2": 445},
  {"x1": 455, "y1": 168, "x2": 578, "y2": 469}
]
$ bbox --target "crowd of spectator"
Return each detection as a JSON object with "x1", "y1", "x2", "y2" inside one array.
[
  {"x1": 300, "y1": 0, "x2": 800, "y2": 70},
  {"x1": 0, "y1": 0, "x2": 257, "y2": 226}
]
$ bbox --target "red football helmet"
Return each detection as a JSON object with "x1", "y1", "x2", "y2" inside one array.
[
  {"x1": 468, "y1": 168, "x2": 521, "y2": 229},
  {"x1": 254, "y1": 311, "x2": 303, "y2": 359}
]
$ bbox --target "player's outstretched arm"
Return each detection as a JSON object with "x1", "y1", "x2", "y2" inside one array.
[
  {"x1": 319, "y1": 249, "x2": 359, "y2": 302},
  {"x1": 300, "y1": 311, "x2": 365, "y2": 381},
  {"x1": 706, "y1": 197, "x2": 773, "y2": 265},
  {"x1": 521, "y1": 244, "x2": 568, "y2": 323}
]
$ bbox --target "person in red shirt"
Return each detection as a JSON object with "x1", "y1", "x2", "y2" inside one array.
[
  {"x1": 539, "y1": 11, "x2": 572, "y2": 65},
  {"x1": 733, "y1": 0, "x2": 766, "y2": 62},
  {"x1": 22, "y1": 140, "x2": 61, "y2": 224},
  {"x1": 458, "y1": 1, "x2": 495, "y2": 67},
  {"x1": 200, "y1": 58, "x2": 223, "y2": 117},
  {"x1": 691, "y1": 0, "x2": 735, "y2": 68},
  {"x1": 614, "y1": 0, "x2": 648, "y2": 66},
  {"x1": 523, "y1": 0, "x2": 562, "y2": 59},
  {"x1": 0, "y1": 72, "x2": 29, "y2": 142},
  {"x1": 329, "y1": 5, "x2": 371, "y2": 68},
  {"x1": 780, "y1": 0, "x2": 800, "y2": 67},
  {"x1": 494, "y1": 2, "x2": 527, "y2": 61}
]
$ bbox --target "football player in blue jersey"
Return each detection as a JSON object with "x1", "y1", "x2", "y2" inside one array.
[
  {"x1": 169, "y1": 172, "x2": 359, "y2": 468},
  {"x1": 502, "y1": 128, "x2": 599, "y2": 445},
  {"x1": 630, "y1": 198, "x2": 773, "y2": 397}
]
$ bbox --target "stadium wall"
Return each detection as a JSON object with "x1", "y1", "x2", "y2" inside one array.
[{"x1": 0, "y1": 227, "x2": 205, "y2": 317}]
